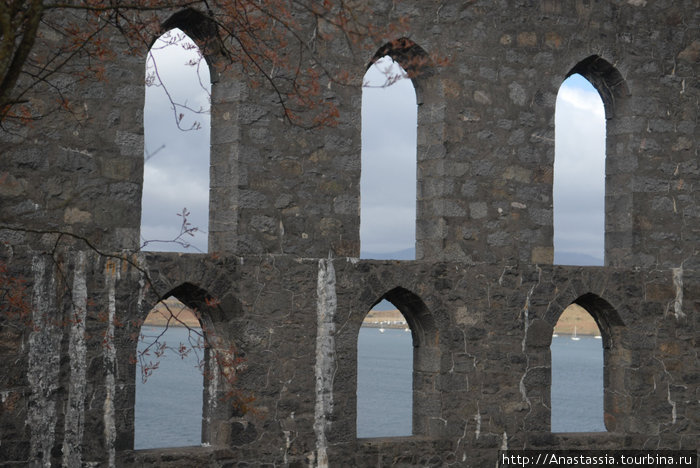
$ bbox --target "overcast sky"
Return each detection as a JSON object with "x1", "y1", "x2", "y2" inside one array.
[
  {"x1": 553, "y1": 74, "x2": 605, "y2": 264},
  {"x1": 360, "y1": 57, "x2": 417, "y2": 258},
  {"x1": 141, "y1": 30, "x2": 211, "y2": 252},
  {"x1": 142, "y1": 31, "x2": 605, "y2": 265}
]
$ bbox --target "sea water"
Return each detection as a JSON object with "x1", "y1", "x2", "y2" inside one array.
[
  {"x1": 551, "y1": 333, "x2": 605, "y2": 432},
  {"x1": 134, "y1": 326, "x2": 204, "y2": 449},
  {"x1": 134, "y1": 326, "x2": 604, "y2": 448},
  {"x1": 357, "y1": 327, "x2": 413, "y2": 437}
]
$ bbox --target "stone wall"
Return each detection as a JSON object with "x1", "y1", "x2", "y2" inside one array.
[
  {"x1": 0, "y1": 249, "x2": 697, "y2": 466},
  {"x1": 0, "y1": 0, "x2": 698, "y2": 466}
]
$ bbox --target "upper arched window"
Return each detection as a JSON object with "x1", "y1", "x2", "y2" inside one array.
[
  {"x1": 553, "y1": 74, "x2": 605, "y2": 266},
  {"x1": 553, "y1": 55, "x2": 630, "y2": 266},
  {"x1": 360, "y1": 40, "x2": 422, "y2": 260},
  {"x1": 141, "y1": 28, "x2": 211, "y2": 253}
]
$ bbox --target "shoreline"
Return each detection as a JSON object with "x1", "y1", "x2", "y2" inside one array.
[{"x1": 143, "y1": 302, "x2": 602, "y2": 336}]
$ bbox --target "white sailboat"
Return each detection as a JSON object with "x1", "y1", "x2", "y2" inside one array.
[{"x1": 571, "y1": 326, "x2": 581, "y2": 341}]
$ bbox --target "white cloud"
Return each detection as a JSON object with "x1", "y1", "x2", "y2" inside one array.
[
  {"x1": 557, "y1": 86, "x2": 605, "y2": 119},
  {"x1": 142, "y1": 29, "x2": 210, "y2": 253},
  {"x1": 140, "y1": 43, "x2": 606, "y2": 263}
]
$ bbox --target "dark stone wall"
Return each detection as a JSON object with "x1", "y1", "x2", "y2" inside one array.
[
  {"x1": 0, "y1": 7, "x2": 145, "y2": 252},
  {"x1": 2, "y1": 1, "x2": 696, "y2": 264},
  {"x1": 0, "y1": 249, "x2": 696, "y2": 466},
  {"x1": 0, "y1": 1, "x2": 698, "y2": 466}
]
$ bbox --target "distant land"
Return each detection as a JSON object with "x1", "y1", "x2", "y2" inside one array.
[
  {"x1": 360, "y1": 248, "x2": 604, "y2": 268},
  {"x1": 144, "y1": 300, "x2": 600, "y2": 336},
  {"x1": 362, "y1": 305, "x2": 600, "y2": 336},
  {"x1": 553, "y1": 303, "x2": 600, "y2": 336},
  {"x1": 143, "y1": 298, "x2": 201, "y2": 328},
  {"x1": 362, "y1": 309, "x2": 408, "y2": 329},
  {"x1": 360, "y1": 248, "x2": 415, "y2": 261},
  {"x1": 554, "y1": 251, "x2": 604, "y2": 266}
]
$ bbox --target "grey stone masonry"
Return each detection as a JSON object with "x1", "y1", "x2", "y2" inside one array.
[{"x1": 0, "y1": 1, "x2": 697, "y2": 467}]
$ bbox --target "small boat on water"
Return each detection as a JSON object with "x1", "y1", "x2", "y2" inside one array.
[
  {"x1": 379, "y1": 328, "x2": 385, "y2": 333},
  {"x1": 594, "y1": 335, "x2": 602, "y2": 339},
  {"x1": 571, "y1": 326, "x2": 581, "y2": 341}
]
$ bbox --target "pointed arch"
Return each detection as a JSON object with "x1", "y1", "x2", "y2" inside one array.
[
  {"x1": 357, "y1": 286, "x2": 440, "y2": 437},
  {"x1": 161, "y1": 8, "x2": 221, "y2": 66},
  {"x1": 566, "y1": 55, "x2": 629, "y2": 120},
  {"x1": 378, "y1": 287, "x2": 438, "y2": 347},
  {"x1": 367, "y1": 37, "x2": 434, "y2": 101},
  {"x1": 572, "y1": 293, "x2": 625, "y2": 350}
]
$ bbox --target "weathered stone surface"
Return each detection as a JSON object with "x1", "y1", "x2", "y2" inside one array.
[{"x1": 0, "y1": 1, "x2": 698, "y2": 467}]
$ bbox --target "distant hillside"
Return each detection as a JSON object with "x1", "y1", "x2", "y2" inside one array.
[
  {"x1": 554, "y1": 303, "x2": 600, "y2": 336},
  {"x1": 364, "y1": 306, "x2": 600, "y2": 336},
  {"x1": 360, "y1": 247, "x2": 415, "y2": 260},
  {"x1": 144, "y1": 301, "x2": 599, "y2": 336},
  {"x1": 554, "y1": 251, "x2": 603, "y2": 266},
  {"x1": 143, "y1": 298, "x2": 201, "y2": 328},
  {"x1": 363, "y1": 309, "x2": 407, "y2": 328}
]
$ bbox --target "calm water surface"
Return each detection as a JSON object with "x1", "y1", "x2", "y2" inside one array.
[
  {"x1": 134, "y1": 326, "x2": 203, "y2": 449},
  {"x1": 357, "y1": 327, "x2": 413, "y2": 437},
  {"x1": 551, "y1": 334, "x2": 605, "y2": 432},
  {"x1": 135, "y1": 326, "x2": 604, "y2": 448}
]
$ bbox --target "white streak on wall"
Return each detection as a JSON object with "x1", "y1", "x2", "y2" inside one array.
[
  {"x1": 672, "y1": 267, "x2": 685, "y2": 319},
  {"x1": 62, "y1": 252, "x2": 88, "y2": 466},
  {"x1": 104, "y1": 264, "x2": 118, "y2": 468},
  {"x1": 474, "y1": 409, "x2": 481, "y2": 439},
  {"x1": 137, "y1": 267, "x2": 145, "y2": 317},
  {"x1": 27, "y1": 255, "x2": 61, "y2": 468},
  {"x1": 519, "y1": 366, "x2": 532, "y2": 408},
  {"x1": 313, "y1": 258, "x2": 336, "y2": 468},
  {"x1": 667, "y1": 385, "x2": 677, "y2": 424},
  {"x1": 520, "y1": 266, "x2": 541, "y2": 352},
  {"x1": 520, "y1": 285, "x2": 533, "y2": 353},
  {"x1": 205, "y1": 343, "x2": 219, "y2": 442}
]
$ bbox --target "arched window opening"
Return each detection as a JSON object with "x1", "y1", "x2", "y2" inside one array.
[
  {"x1": 554, "y1": 73, "x2": 605, "y2": 266},
  {"x1": 141, "y1": 27, "x2": 211, "y2": 253},
  {"x1": 361, "y1": 53, "x2": 417, "y2": 260},
  {"x1": 357, "y1": 298, "x2": 412, "y2": 437},
  {"x1": 551, "y1": 303, "x2": 604, "y2": 432},
  {"x1": 135, "y1": 296, "x2": 204, "y2": 449},
  {"x1": 356, "y1": 287, "x2": 440, "y2": 438}
]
